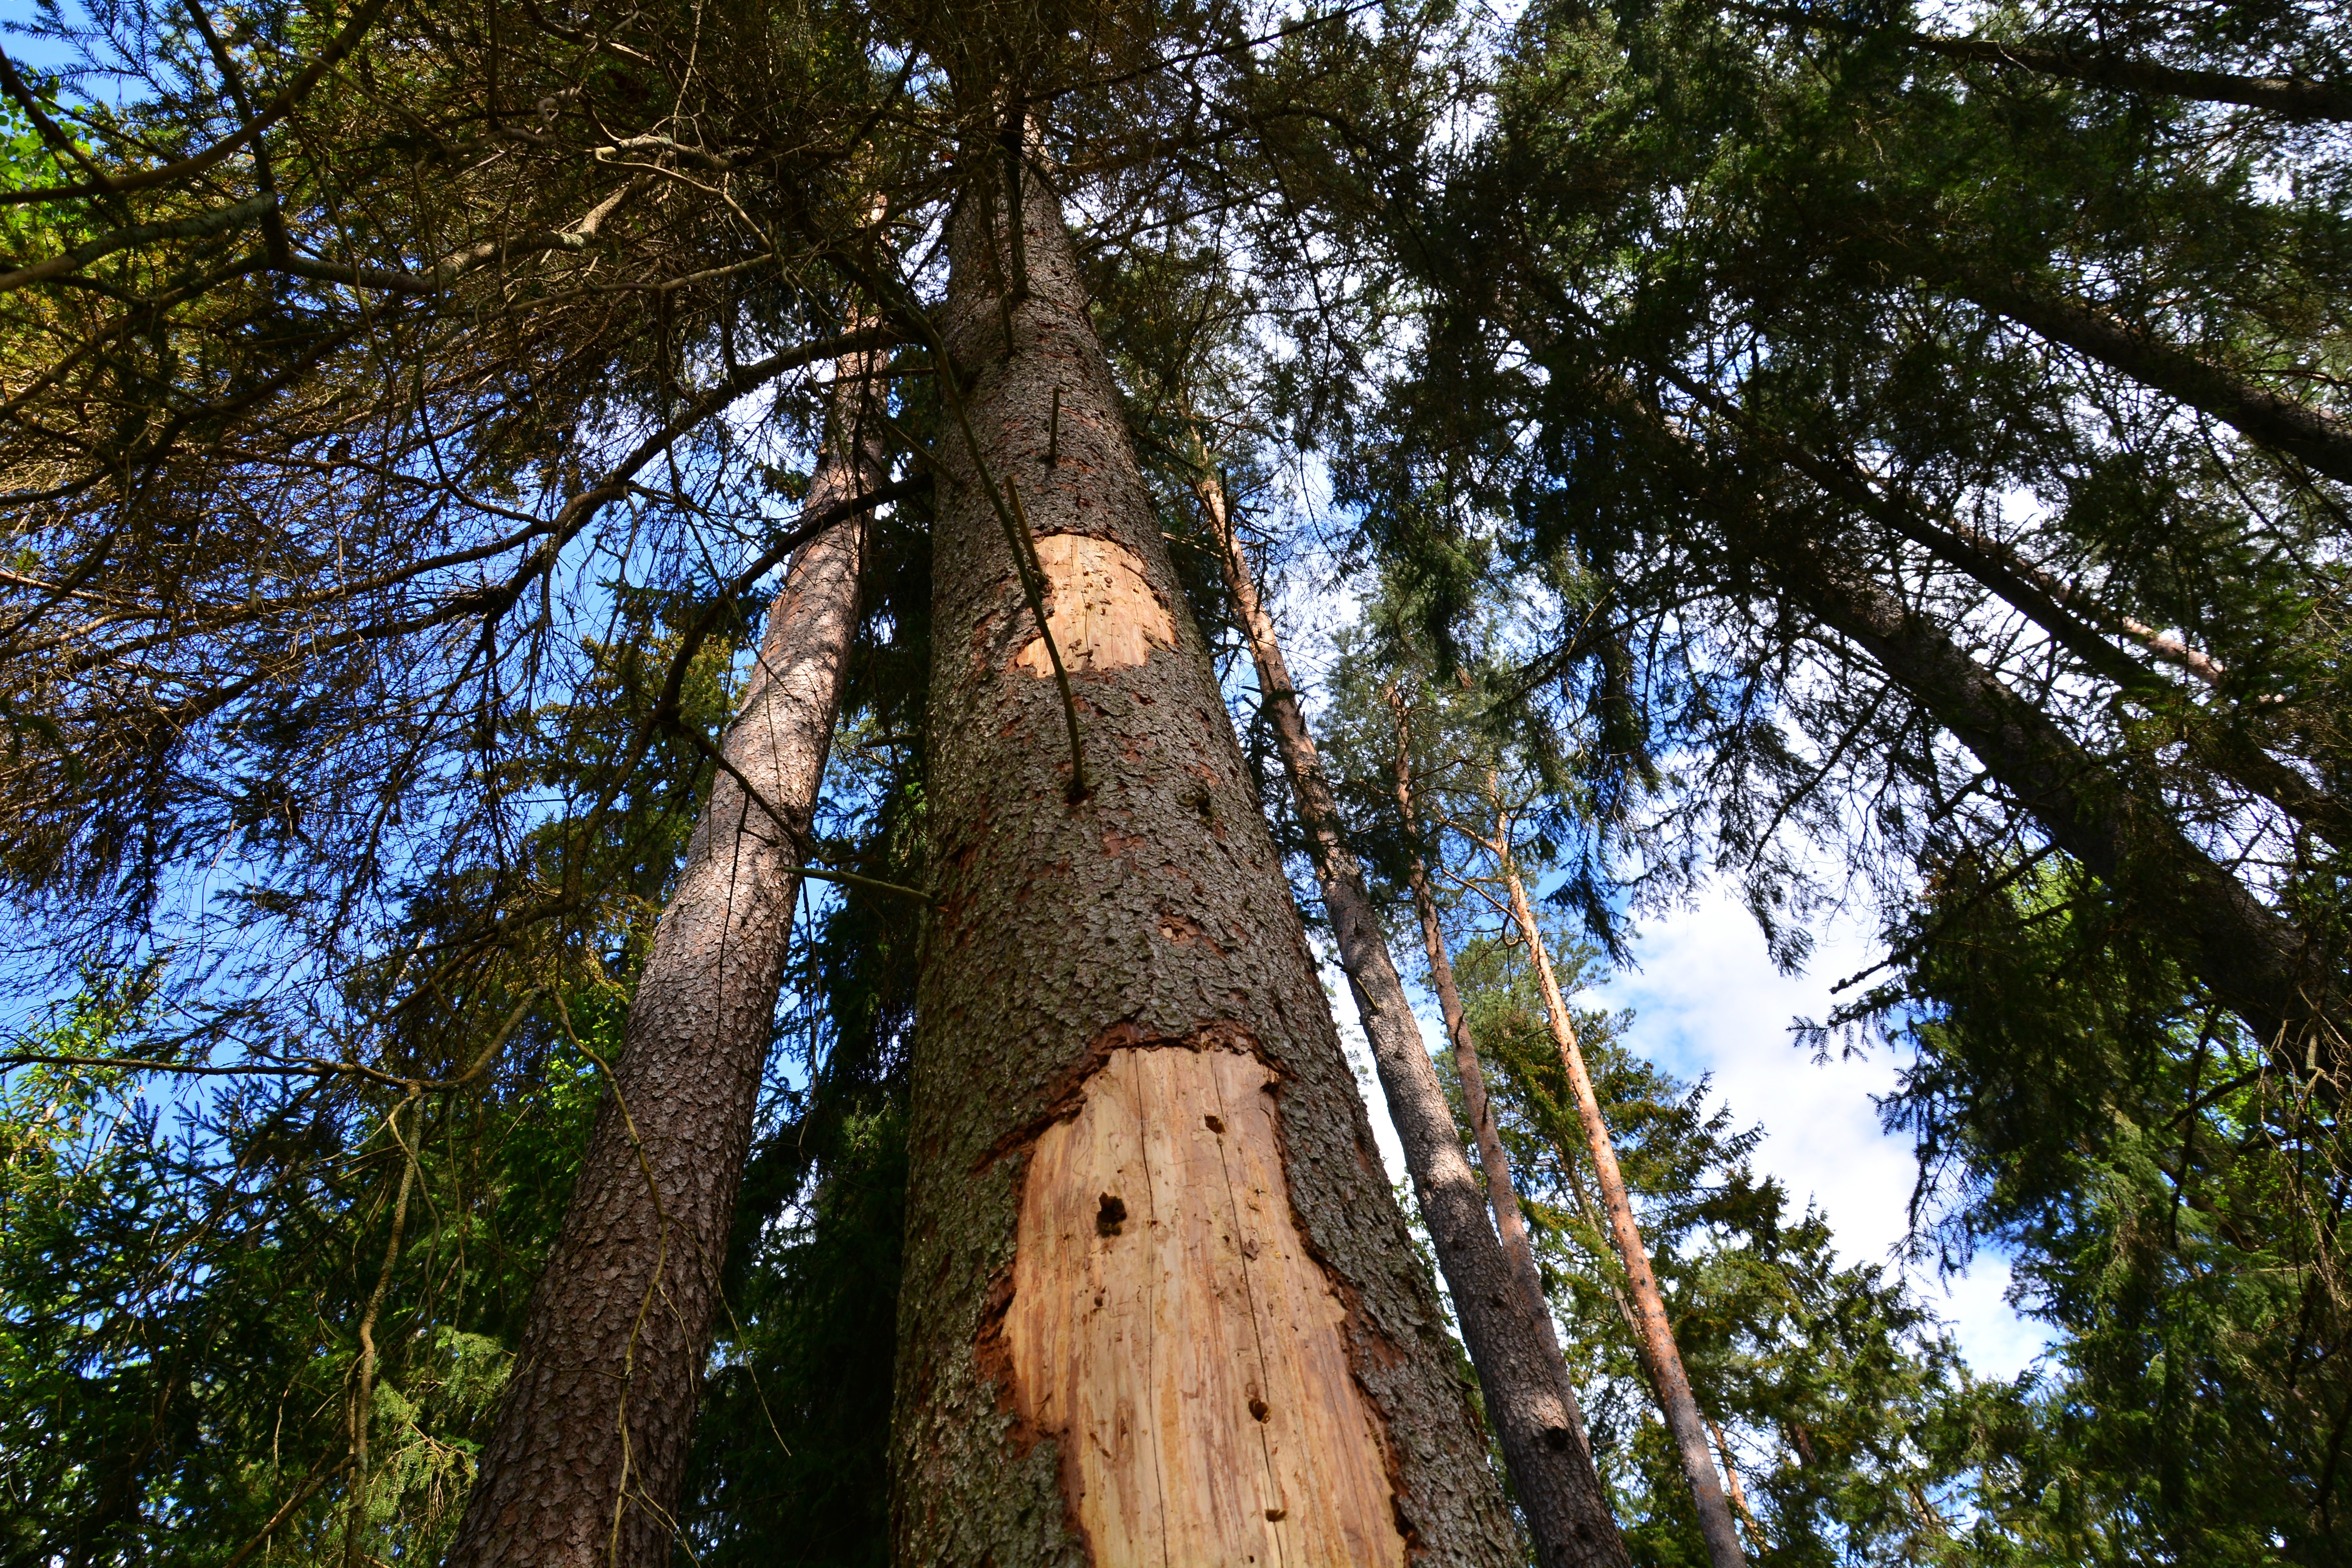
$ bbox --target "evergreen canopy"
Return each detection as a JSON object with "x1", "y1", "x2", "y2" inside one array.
[{"x1": 0, "y1": 0, "x2": 2345, "y2": 1562}]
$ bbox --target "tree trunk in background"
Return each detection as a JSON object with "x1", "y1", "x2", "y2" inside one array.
[
  {"x1": 1192, "y1": 465, "x2": 1625, "y2": 1568},
  {"x1": 1710, "y1": 1419, "x2": 1766, "y2": 1552},
  {"x1": 1381, "y1": 688, "x2": 1565, "y2": 1354},
  {"x1": 1950, "y1": 275, "x2": 2352, "y2": 483},
  {"x1": 890, "y1": 151, "x2": 1523, "y2": 1568},
  {"x1": 1492, "y1": 815, "x2": 1748, "y2": 1568},
  {"x1": 445, "y1": 344, "x2": 891, "y2": 1568},
  {"x1": 1764, "y1": 536, "x2": 2339, "y2": 1077}
]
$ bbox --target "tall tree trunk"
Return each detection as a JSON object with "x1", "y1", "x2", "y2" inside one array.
[
  {"x1": 445, "y1": 343, "x2": 891, "y2": 1568},
  {"x1": 1764, "y1": 535, "x2": 2338, "y2": 1076},
  {"x1": 1709, "y1": 1421, "x2": 1765, "y2": 1552},
  {"x1": 1191, "y1": 461, "x2": 1625, "y2": 1568},
  {"x1": 890, "y1": 151, "x2": 1524, "y2": 1568},
  {"x1": 1949, "y1": 276, "x2": 2352, "y2": 484},
  {"x1": 1750, "y1": 7, "x2": 2352, "y2": 121},
  {"x1": 1489, "y1": 809, "x2": 1748, "y2": 1568}
]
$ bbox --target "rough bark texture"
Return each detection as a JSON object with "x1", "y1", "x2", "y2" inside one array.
[
  {"x1": 890, "y1": 158, "x2": 1521, "y2": 1568},
  {"x1": 1771, "y1": 540, "x2": 2340, "y2": 1074},
  {"x1": 1956, "y1": 278, "x2": 2352, "y2": 484},
  {"x1": 445, "y1": 350, "x2": 890, "y2": 1568},
  {"x1": 1196, "y1": 471, "x2": 1627, "y2": 1568},
  {"x1": 1497, "y1": 848, "x2": 1747, "y2": 1568}
]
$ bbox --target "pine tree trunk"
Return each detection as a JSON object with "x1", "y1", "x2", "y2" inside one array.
[
  {"x1": 446, "y1": 347, "x2": 891, "y2": 1568},
  {"x1": 1493, "y1": 825, "x2": 1748, "y2": 1568},
  {"x1": 1382, "y1": 687, "x2": 1557, "y2": 1325},
  {"x1": 1192, "y1": 467, "x2": 1625, "y2": 1568},
  {"x1": 890, "y1": 152, "x2": 1523, "y2": 1568}
]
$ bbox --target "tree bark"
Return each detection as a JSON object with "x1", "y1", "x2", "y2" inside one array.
[
  {"x1": 1951, "y1": 277, "x2": 2352, "y2": 485},
  {"x1": 889, "y1": 151, "x2": 1523, "y2": 1568},
  {"x1": 1709, "y1": 1421, "x2": 1765, "y2": 1552},
  {"x1": 445, "y1": 344, "x2": 891, "y2": 1568},
  {"x1": 1192, "y1": 463, "x2": 1626, "y2": 1568},
  {"x1": 1493, "y1": 822, "x2": 1748, "y2": 1568},
  {"x1": 1382, "y1": 687, "x2": 1559, "y2": 1337}
]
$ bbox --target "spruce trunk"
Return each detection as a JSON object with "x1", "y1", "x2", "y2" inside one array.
[
  {"x1": 1194, "y1": 470, "x2": 1626, "y2": 1568},
  {"x1": 446, "y1": 348, "x2": 890, "y2": 1568},
  {"x1": 891, "y1": 156, "x2": 1521, "y2": 1568},
  {"x1": 1493, "y1": 829, "x2": 1747, "y2": 1568}
]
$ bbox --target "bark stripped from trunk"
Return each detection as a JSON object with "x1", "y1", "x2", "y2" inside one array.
[
  {"x1": 1491, "y1": 813, "x2": 1747, "y2": 1568},
  {"x1": 890, "y1": 153, "x2": 1522, "y2": 1568},
  {"x1": 446, "y1": 346, "x2": 891, "y2": 1568},
  {"x1": 1193, "y1": 461, "x2": 1623, "y2": 1567}
]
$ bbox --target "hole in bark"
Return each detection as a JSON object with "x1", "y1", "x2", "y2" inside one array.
[
  {"x1": 1543, "y1": 1425, "x2": 1573, "y2": 1451},
  {"x1": 1095, "y1": 1192, "x2": 1127, "y2": 1236},
  {"x1": 1204, "y1": 1114, "x2": 1225, "y2": 1134},
  {"x1": 1249, "y1": 1397, "x2": 1269, "y2": 1422},
  {"x1": 1264, "y1": 1508, "x2": 1287, "y2": 1521}
]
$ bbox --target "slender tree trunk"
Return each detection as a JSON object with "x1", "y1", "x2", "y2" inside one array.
[
  {"x1": 890, "y1": 149, "x2": 1524, "y2": 1568},
  {"x1": 1378, "y1": 684, "x2": 1578, "y2": 1356},
  {"x1": 1709, "y1": 1421, "x2": 1765, "y2": 1551},
  {"x1": 1950, "y1": 277, "x2": 2352, "y2": 484},
  {"x1": 1191, "y1": 462, "x2": 1624, "y2": 1567},
  {"x1": 1492, "y1": 815, "x2": 1747, "y2": 1568},
  {"x1": 1391, "y1": 715, "x2": 1553, "y2": 1315},
  {"x1": 445, "y1": 343, "x2": 891, "y2": 1568}
]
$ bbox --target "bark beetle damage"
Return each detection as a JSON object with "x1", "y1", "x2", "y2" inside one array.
[
  {"x1": 1009, "y1": 532, "x2": 1176, "y2": 676},
  {"x1": 990, "y1": 1025, "x2": 1412, "y2": 1567}
]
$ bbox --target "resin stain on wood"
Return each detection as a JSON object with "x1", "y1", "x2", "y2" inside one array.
[
  {"x1": 1013, "y1": 533, "x2": 1176, "y2": 676},
  {"x1": 1005, "y1": 1043, "x2": 1410, "y2": 1568}
]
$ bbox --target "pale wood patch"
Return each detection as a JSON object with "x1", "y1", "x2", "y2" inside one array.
[
  {"x1": 1007, "y1": 1045, "x2": 1409, "y2": 1568},
  {"x1": 1013, "y1": 534, "x2": 1176, "y2": 676}
]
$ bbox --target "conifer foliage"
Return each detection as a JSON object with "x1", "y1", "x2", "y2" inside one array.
[{"x1": 0, "y1": 0, "x2": 2346, "y2": 1563}]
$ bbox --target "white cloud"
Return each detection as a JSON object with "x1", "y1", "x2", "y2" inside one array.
[
  {"x1": 1585, "y1": 893, "x2": 2049, "y2": 1382},
  {"x1": 1322, "y1": 891, "x2": 2051, "y2": 1383}
]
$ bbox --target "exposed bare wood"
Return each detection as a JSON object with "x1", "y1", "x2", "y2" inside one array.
[
  {"x1": 1011, "y1": 533, "x2": 1176, "y2": 676},
  {"x1": 1009, "y1": 1042, "x2": 1408, "y2": 1568}
]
